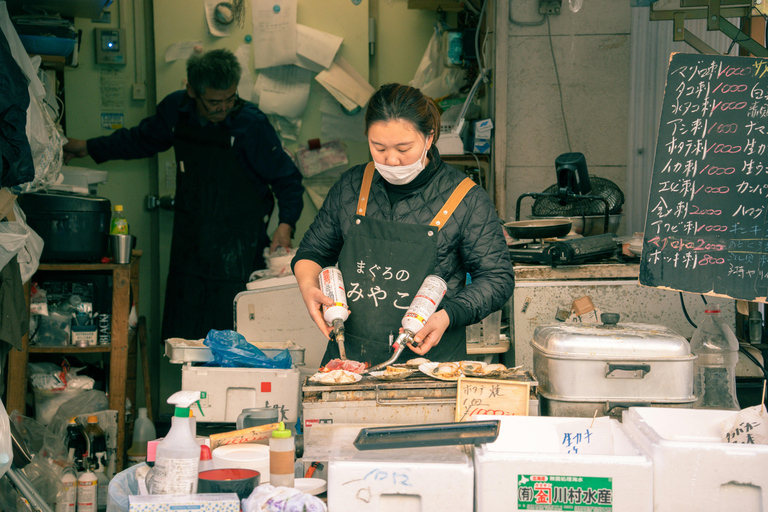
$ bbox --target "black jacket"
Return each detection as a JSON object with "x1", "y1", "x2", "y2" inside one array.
[{"x1": 294, "y1": 149, "x2": 515, "y2": 328}]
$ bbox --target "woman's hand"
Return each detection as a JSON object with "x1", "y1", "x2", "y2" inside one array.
[
  {"x1": 294, "y1": 260, "x2": 334, "y2": 339},
  {"x1": 408, "y1": 310, "x2": 450, "y2": 356}
]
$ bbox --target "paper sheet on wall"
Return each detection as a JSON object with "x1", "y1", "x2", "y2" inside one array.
[
  {"x1": 253, "y1": 65, "x2": 312, "y2": 120},
  {"x1": 315, "y1": 56, "x2": 375, "y2": 111},
  {"x1": 164, "y1": 41, "x2": 202, "y2": 62},
  {"x1": 251, "y1": 0, "x2": 297, "y2": 69},
  {"x1": 234, "y1": 44, "x2": 254, "y2": 100},
  {"x1": 294, "y1": 24, "x2": 343, "y2": 72},
  {"x1": 204, "y1": 0, "x2": 233, "y2": 37},
  {"x1": 319, "y1": 91, "x2": 366, "y2": 142}
]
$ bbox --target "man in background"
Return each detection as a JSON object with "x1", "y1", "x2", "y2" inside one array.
[{"x1": 63, "y1": 48, "x2": 304, "y2": 341}]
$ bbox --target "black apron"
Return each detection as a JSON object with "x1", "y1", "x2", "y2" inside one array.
[
  {"x1": 161, "y1": 107, "x2": 268, "y2": 341},
  {"x1": 322, "y1": 163, "x2": 476, "y2": 366}
]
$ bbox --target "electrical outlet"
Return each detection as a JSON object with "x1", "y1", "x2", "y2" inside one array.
[
  {"x1": 539, "y1": 0, "x2": 562, "y2": 15},
  {"x1": 132, "y1": 83, "x2": 146, "y2": 100}
]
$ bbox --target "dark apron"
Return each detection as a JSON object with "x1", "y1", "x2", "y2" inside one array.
[
  {"x1": 323, "y1": 163, "x2": 476, "y2": 366},
  {"x1": 161, "y1": 108, "x2": 268, "y2": 341}
]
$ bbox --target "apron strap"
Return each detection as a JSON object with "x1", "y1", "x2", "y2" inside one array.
[
  {"x1": 430, "y1": 177, "x2": 476, "y2": 230},
  {"x1": 356, "y1": 162, "x2": 376, "y2": 216}
]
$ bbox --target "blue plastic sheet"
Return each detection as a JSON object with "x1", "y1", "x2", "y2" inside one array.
[{"x1": 203, "y1": 330, "x2": 292, "y2": 369}]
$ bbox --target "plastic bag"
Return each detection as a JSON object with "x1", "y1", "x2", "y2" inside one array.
[
  {"x1": 243, "y1": 484, "x2": 327, "y2": 512},
  {"x1": 204, "y1": 330, "x2": 292, "y2": 369},
  {"x1": 0, "y1": 220, "x2": 28, "y2": 271},
  {"x1": 0, "y1": 399, "x2": 13, "y2": 479},
  {"x1": 13, "y1": 203, "x2": 44, "y2": 283},
  {"x1": 48, "y1": 389, "x2": 109, "y2": 439},
  {"x1": 106, "y1": 462, "x2": 143, "y2": 512},
  {"x1": 409, "y1": 22, "x2": 465, "y2": 100}
]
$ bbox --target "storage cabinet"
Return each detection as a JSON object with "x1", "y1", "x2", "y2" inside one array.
[{"x1": 4, "y1": 252, "x2": 141, "y2": 471}]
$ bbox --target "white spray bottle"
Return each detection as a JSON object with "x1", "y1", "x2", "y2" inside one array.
[{"x1": 150, "y1": 391, "x2": 202, "y2": 495}]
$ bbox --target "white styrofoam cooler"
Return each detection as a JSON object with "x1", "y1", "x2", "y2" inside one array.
[
  {"x1": 622, "y1": 407, "x2": 768, "y2": 512},
  {"x1": 181, "y1": 363, "x2": 300, "y2": 426},
  {"x1": 474, "y1": 415, "x2": 653, "y2": 512},
  {"x1": 305, "y1": 424, "x2": 474, "y2": 512}
]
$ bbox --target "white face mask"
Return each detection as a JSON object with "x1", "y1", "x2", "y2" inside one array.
[{"x1": 374, "y1": 141, "x2": 429, "y2": 185}]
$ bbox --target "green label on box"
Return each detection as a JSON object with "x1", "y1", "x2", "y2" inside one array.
[{"x1": 517, "y1": 474, "x2": 613, "y2": 511}]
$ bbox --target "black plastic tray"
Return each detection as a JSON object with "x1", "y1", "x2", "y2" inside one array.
[{"x1": 353, "y1": 420, "x2": 501, "y2": 450}]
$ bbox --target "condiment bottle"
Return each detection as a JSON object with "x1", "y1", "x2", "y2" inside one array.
[
  {"x1": 269, "y1": 422, "x2": 295, "y2": 487},
  {"x1": 110, "y1": 205, "x2": 129, "y2": 235}
]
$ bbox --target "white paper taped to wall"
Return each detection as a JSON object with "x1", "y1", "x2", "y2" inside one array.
[
  {"x1": 315, "y1": 56, "x2": 375, "y2": 110},
  {"x1": 253, "y1": 65, "x2": 312, "y2": 120},
  {"x1": 294, "y1": 24, "x2": 343, "y2": 71},
  {"x1": 251, "y1": 0, "x2": 297, "y2": 69}
]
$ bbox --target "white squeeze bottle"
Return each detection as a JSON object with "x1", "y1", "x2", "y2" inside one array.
[
  {"x1": 151, "y1": 391, "x2": 202, "y2": 495},
  {"x1": 269, "y1": 422, "x2": 295, "y2": 487},
  {"x1": 55, "y1": 466, "x2": 77, "y2": 512},
  {"x1": 77, "y1": 464, "x2": 98, "y2": 512}
]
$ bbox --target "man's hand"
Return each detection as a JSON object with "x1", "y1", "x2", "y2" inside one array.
[
  {"x1": 270, "y1": 223, "x2": 293, "y2": 252},
  {"x1": 63, "y1": 139, "x2": 89, "y2": 164}
]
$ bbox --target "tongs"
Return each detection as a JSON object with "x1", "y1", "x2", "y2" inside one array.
[
  {"x1": 330, "y1": 318, "x2": 347, "y2": 360},
  {"x1": 365, "y1": 331, "x2": 419, "y2": 373}
]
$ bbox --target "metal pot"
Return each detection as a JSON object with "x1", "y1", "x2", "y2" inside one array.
[
  {"x1": 503, "y1": 219, "x2": 572, "y2": 240},
  {"x1": 530, "y1": 214, "x2": 623, "y2": 236}
]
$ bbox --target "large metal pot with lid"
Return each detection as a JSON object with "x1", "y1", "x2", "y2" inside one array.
[{"x1": 531, "y1": 313, "x2": 696, "y2": 418}]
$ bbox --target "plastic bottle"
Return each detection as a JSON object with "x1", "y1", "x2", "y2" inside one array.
[
  {"x1": 76, "y1": 465, "x2": 98, "y2": 512},
  {"x1": 127, "y1": 407, "x2": 156, "y2": 467},
  {"x1": 319, "y1": 266, "x2": 349, "y2": 354},
  {"x1": 199, "y1": 445, "x2": 214, "y2": 473},
  {"x1": 84, "y1": 416, "x2": 107, "y2": 473},
  {"x1": 269, "y1": 422, "x2": 295, "y2": 488},
  {"x1": 110, "y1": 205, "x2": 129, "y2": 235},
  {"x1": 55, "y1": 465, "x2": 77, "y2": 512},
  {"x1": 93, "y1": 461, "x2": 109, "y2": 512},
  {"x1": 151, "y1": 391, "x2": 202, "y2": 495},
  {"x1": 690, "y1": 305, "x2": 741, "y2": 410},
  {"x1": 65, "y1": 418, "x2": 87, "y2": 472}
]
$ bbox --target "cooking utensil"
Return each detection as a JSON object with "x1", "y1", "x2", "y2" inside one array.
[
  {"x1": 503, "y1": 219, "x2": 572, "y2": 240},
  {"x1": 365, "y1": 332, "x2": 419, "y2": 373},
  {"x1": 529, "y1": 214, "x2": 623, "y2": 236},
  {"x1": 353, "y1": 420, "x2": 501, "y2": 450}
]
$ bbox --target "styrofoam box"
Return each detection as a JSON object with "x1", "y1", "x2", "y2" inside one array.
[
  {"x1": 181, "y1": 363, "x2": 299, "y2": 425},
  {"x1": 322, "y1": 426, "x2": 474, "y2": 512},
  {"x1": 474, "y1": 415, "x2": 653, "y2": 512},
  {"x1": 623, "y1": 407, "x2": 768, "y2": 511}
]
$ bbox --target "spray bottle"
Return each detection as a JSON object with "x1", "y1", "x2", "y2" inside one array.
[
  {"x1": 319, "y1": 266, "x2": 349, "y2": 359},
  {"x1": 367, "y1": 275, "x2": 448, "y2": 372},
  {"x1": 150, "y1": 391, "x2": 203, "y2": 495}
]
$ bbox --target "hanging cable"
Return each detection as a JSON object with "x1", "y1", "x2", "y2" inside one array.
[
  {"x1": 680, "y1": 292, "x2": 698, "y2": 329},
  {"x1": 547, "y1": 16, "x2": 572, "y2": 153},
  {"x1": 739, "y1": 345, "x2": 768, "y2": 380},
  {"x1": 509, "y1": 0, "x2": 547, "y2": 27}
]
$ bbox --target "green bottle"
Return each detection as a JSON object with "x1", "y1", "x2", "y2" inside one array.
[{"x1": 110, "y1": 205, "x2": 129, "y2": 235}]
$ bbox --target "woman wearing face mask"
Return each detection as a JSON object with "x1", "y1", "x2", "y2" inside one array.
[{"x1": 292, "y1": 83, "x2": 515, "y2": 365}]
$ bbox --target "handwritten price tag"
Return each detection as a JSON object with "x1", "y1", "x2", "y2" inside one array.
[{"x1": 455, "y1": 377, "x2": 530, "y2": 422}]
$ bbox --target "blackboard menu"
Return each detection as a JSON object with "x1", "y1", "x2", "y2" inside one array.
[{"x1": 640, "y1": 52, "x2": 768, "y2": 302}]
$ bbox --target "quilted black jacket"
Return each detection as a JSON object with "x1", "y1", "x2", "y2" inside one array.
[{"x1": 294, "y1": 150, "x2": 515, "y2": 328}]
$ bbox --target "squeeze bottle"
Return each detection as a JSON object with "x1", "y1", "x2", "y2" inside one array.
[
  {"x1": 269, "y1": 422, "x2": 295, "y2": 487},
  {"x1": 55, "y1": 465, "x2": 77, "y2": 512},
  {"x1": 76, "y1": 464, "x2": 98, "y2": 512},
  {"x1": 110, "y1": 205, "x2": 129, "y2": 235},
  {"x1": 151, "y1": 391, "x2": 202, "y2": 495},
  {"x1": 319, "y1": 266, "x2": 349, "y2": 358},
  {"x1": 690, "y1": 305, "x2": 740, "y2": 410}
]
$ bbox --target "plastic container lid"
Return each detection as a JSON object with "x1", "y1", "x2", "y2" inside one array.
[
  {"x1": 115, "y1": 205, "x2": 123, "y2": 212},
  {"x1": 272, "y1": 422, "x2": 291, "y2": 438},
  {"x1": 200, "y1": 445, "x2": 212, "y2": 461},
  {"x1": 87, "y1": 415, "x2": 98, "y2": 423}
]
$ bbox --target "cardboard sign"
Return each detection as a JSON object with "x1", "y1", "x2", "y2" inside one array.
[{"x1": 455, "y1": 377, "x2": 530, "y2": 422}]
